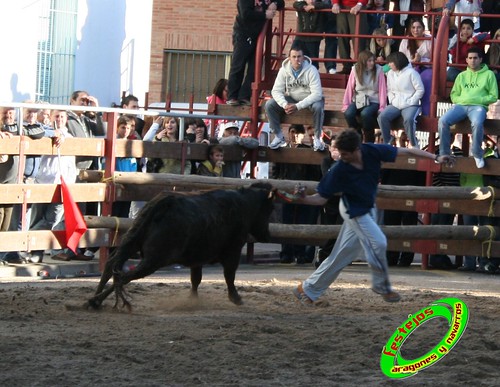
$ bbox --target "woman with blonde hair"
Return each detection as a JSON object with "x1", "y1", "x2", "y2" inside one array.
[
  {"x1": 342, "y1": 50, "x2": 387, "y2": 143},
  {"x1": 370, "y1": 28, "x2": 393, "y2": 61}
]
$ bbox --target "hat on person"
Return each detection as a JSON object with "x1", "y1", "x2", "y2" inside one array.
[
  {"x1": 218, "y1": 121, "x2": 240, "y2": 138},
  {"x1": 221, "y1": 121, "x2": 240, "y2": 132}
]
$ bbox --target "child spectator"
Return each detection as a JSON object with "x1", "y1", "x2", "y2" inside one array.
[
  {"x1": 112, "y1": 115, "x2": 137, "y2": 218},
  {"x1": 447, "y1": 18, "x2": 490, "y2": 81},
  {"x1": 197, "y1": 145, "x2": 224, "y2": 177},
  {"x1": 369, "y1": 27, "x2": 394, "y2": 68}
]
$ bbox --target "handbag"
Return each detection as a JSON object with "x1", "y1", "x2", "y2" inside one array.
[{"x1": 355, "y1": 94, "x2": 370, "y2": 109}]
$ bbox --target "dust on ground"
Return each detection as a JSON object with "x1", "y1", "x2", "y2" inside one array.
[{"x1": 0, "y1": 264, "x2": 498, "y2": 386}]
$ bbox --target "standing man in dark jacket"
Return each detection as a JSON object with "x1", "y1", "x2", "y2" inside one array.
[
  {"x1": 227, "y1": 0, "x2": 285, "y2": 106},
  {"x1": 293, "y1": 1, "x2": 332, "y2": 69}
]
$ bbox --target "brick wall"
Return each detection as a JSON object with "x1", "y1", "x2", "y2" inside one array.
[{"x1": 148, "y1": 0, "x2": 296, "y2": 103}]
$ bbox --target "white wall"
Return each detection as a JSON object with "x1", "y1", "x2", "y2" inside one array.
[
  {"x1": 75, "y1": 0, "x2": 153, "y2": 107},
  {"x1": 0, "y1": 0, "x2": 153, "y2": 107},
  {"x1": 0, "y1": 2, "x2": 40, "y2": 103}
]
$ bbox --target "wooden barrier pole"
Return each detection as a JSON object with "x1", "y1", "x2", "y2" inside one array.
[{"x1": 84, "y1": 216, "x2": 498, "y2": 243}]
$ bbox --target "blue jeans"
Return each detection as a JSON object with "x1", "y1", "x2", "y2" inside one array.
[
  {"x1": 438, "y1": 104, "x2": 487, "y2": 159},
  {"x1": 344, "y1": 102, "x2": 379, "y2": 143},
  {"x1": 265, "y1": 97, "x2": 325, "y2": 139},
  {"x1": 377, "y1": 105, "x2": 421, "y2": 147}
]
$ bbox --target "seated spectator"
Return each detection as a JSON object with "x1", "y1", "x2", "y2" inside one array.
[
  {"x1": 399, "y1": 18, "x2": 434, "y2": 116},
  {"x1": 391, "y1": 0, "x2": 425, "y2": 51},
  {"x1": 447, "y1": 19, "x2": 490, "y2": 81},
  {"x1": 143, "y1": 116, "x2": 191, "y2": 175},
  {"x1": 438, "y1": 46, "x2": 498, "y2": 168},
  {"x1": 342, "y1": 50, "x2": 387, "y2": 143},
  {"x1": 205, "y1": 78, "x2": 228, "y2": 138},
  {"x1": 197, "y1": 145, "x2": 224, "y2": 177},
  {"x1": 265, "y1": 46, "x2": 326, "y2": 151},
  {"x1": 369, "y1": 27, "x2": 395, "y2": 71},
  {"x1": 377, "y1": 52, "x2": 424, "y2": 147}
]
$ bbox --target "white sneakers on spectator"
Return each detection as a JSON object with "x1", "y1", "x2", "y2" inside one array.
[
  {"x1": 328, "y1": 68, "x2": 336, "y2": 74},
  {"x1": 313, "y1": 137, "x2": 326, "y2": 152},
  {"x1": 474, "y1": 157, "x2": 485, "y2": 169},
  {"x1": 269, "y1": 135, "x2": 287, "y2": 149}
]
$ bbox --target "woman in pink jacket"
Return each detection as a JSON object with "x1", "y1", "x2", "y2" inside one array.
[{"x1": 342, "y1": 50, "x2": 387, "y2": 143}]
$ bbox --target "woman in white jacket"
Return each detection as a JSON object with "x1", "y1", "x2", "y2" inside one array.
[{"x1": 377, "y1": 52, "x2": 424, "y2": 147}]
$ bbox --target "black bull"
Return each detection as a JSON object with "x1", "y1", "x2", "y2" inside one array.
[{"x1": 87, "y1": 183, "x2": 275, "y2": 309}]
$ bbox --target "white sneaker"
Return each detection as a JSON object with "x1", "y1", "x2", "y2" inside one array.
[
  {"x1": 328, "y1": 68, "x2": 336, "y2": 74},
  {"x1": 269, "y1": 136, "x2": 287, "y2": 149},
  {"x1": 474, "y1": 157, "x2": 485, "y2": 168},
  {"x1": 313, "y1": 137, "x2": 326, "y2": 152}
]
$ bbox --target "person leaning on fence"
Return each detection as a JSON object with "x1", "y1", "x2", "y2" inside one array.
[
  {"x1": 216, "y1": 121, "x2": 259, "y2": 178},
  {"x1": 265, "y1": 45, "x2": 326, "y2": 151},
  {"x1": 377, "y1": 51, "x2": 424, "y2": 148},
  {"x1": 29, "y1": 110, "x2": 77, "y2": 264},
  {"x1": 438, "y1": 46, "x2": 498, "y2": 169},
  {"x1": 226, "y1": 0, "x2": 285, "y2": 106},
  {"x1": 290, "y1": 128, "x2": 454, "y2": 305},
  {"x1": 342, "y1": 50, "x2": 387, "y2": 143},
  {"x1": 51, "y1": 90, "x2": 105, "y2": 262}
]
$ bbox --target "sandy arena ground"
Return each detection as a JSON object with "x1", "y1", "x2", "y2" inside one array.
[{"x1": 0, "y1": 263, "x2": 498, "y2": 386}]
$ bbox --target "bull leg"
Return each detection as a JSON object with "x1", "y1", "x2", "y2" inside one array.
[
  {"x1": 113, "y1": 258, "x2": 164, "y2": 310},
  {"x1": 223, "y1": 261, "x2": 242, "y2": 305},
  {"x1": 190, "y1": 266, "x2": 202, "y2": 298},
  {"x1": 86, "y1": 259, "x2": 118, "y2": 309}
]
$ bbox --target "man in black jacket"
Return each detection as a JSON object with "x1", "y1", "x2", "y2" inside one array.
[{"x1": 227, "y1": 0, "x2": 285, "y2": 106}]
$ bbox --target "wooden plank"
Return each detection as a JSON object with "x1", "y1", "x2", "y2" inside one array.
[
  {"x1": 1, "y1": 137, "x2": 105, "y2": 156},
  {"x1": 0, "y1": 183, "x2": 106, "y2": 204},
  {"x1": 0, "y1": 229, "x2": 112, "y2": 252},
  {"x1": 376, "y1": 197, "x2": 500, "y2": 217}
]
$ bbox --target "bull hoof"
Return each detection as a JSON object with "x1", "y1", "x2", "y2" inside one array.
[
  {"x1": 87, "y1": 298, "x2": 102, "y2": 310},
  {"x1": 229, "y1": 296, "x2": 243, "y2": 305}
]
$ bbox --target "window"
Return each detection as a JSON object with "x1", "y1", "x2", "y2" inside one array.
[
  {"x1": 163, "y1": 50, "x2": 231, "y2": 103},
  {"x1": 35, "y1": 0, "x2": 78, "y2": 104}
]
